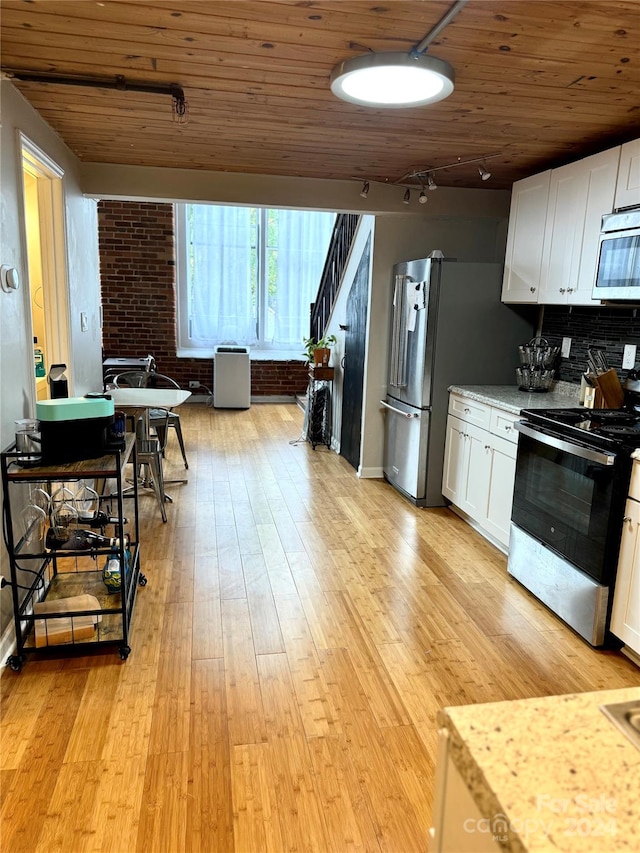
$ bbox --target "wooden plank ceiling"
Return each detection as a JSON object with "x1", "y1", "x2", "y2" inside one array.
[{"x1": 1, "y1": 0, "x2": 639, "y2": 189}]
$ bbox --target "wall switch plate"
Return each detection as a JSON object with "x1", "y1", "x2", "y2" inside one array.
[
  {"x1": 623, "y1": 344, "x2": 637, "y2": 370},
  {"x1": 188, "y1": 380, "x2": 199, "y2": 388},
  {"x1": 561, "y1": 337, "x2": 571, "y2": 358},
  {"x1": 80, "y1": 311, "x2": 88, "y2": 332}
]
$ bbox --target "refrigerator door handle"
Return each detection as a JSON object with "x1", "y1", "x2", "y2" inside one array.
[
  {"x1": 390, "y1": 274, "x2": 408, "y2": 387},
  {"x1": 380, "y1": 400, "x2": 419, "y2": 418}
]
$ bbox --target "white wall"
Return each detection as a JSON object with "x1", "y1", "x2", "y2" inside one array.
[{"x1": 0, "y1": 80, "x2": 102, "y2": 641}]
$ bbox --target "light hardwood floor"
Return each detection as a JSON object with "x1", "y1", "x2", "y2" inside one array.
[{"x1": 2, "y1": 403, "x2": 639, "y2": 852}]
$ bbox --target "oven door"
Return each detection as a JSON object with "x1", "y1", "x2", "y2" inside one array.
[
  {"x1": 512, "y1": 422, "x2": 629, "y2": 583},
  {"x1": 593, "y1": 227, "x2": 640, "y2": 300}
]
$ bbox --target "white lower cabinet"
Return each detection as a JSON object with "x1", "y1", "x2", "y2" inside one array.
[
  {"x1": 442, "y1": 395, "x2": 518, "y2": 550},
  {"x1": 610, "y1": 495, "x2": 640, "y2": 656},
  {"x1": 429, "y1": 729, "x2": 501, "y2": 853}
]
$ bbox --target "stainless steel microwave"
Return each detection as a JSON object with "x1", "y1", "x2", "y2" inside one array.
[{"x1": 593, "y1": 208, "x2": 640, "y2": 300}]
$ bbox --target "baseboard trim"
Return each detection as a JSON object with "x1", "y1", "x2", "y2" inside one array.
[
  {"x1": 0, "y1": 621, "x2": 16, "y2": 668},
  {"x1": 185, "y1": 395, "x2": 297, "y2": 405},
  {"x1": 448, "y1": 505, "x2": 508, "y2": 555},
  {"x1": 620, "y1": 645, "x2": 640, "y2": 667},
  {"x1": 358, "y1": 466, "x2": 384, "y2": 479}
]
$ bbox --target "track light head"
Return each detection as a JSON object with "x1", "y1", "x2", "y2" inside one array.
[
  {"x1": 403, "y1": 188, "x2": 411, "y2": 204},
  {"x1": 360, "y1": 181, "x2": 370, "y2": 198},
  {"x1": 478, "y1": 165, "x2": 491, "y2": 181},
  {"x1": 427, "y1": 172, "x2": 438, "y2": 191},
  {"x1": 419, "y1": 188, "x2": 428, "y2": 204}
]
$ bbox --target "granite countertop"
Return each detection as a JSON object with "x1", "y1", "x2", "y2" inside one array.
[
  {"x1": 448, "y1": 382, "x2": 581, "y2": 415},
  {"x1": 438, "y1": 686, "x2": 640, "y2": 853}
]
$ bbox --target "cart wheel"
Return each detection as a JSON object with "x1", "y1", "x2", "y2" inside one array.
[
  {"x1": 138, "y1": 573, "x2": 148, "y2": 587},
  {"x1": 7, "y1": 655, "x2": 23, "y2": 673},
  {"x1": 119, "y1": 645, "x2": 131, "y2": 661}
]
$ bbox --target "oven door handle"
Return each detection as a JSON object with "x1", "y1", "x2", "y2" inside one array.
[{"x1": 515, "y1": 422, "x2": 617, "y2": 466}]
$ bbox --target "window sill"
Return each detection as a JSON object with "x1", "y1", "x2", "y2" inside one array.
[{"x1": 176, "y1": 348, "x2": 307, "y2": 362}]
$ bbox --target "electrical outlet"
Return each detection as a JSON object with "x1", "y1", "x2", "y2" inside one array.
[
  {"x1": 561, "y1": 337, "x2": 572, "y2": 358},
  {"x1": 188, "y1": 380, "x2": 199, "y2": 389},
  {"x1": 623, "y1": 344, "x2": 637, "y2": 370}
]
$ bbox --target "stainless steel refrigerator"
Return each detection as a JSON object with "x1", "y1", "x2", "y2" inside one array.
[{"x1": 382, "y1": 253, "x2": 534, "y2": 506}]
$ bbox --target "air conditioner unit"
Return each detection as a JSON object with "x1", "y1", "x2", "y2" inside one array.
[{"x1": 213, "y1": 347, "x2": 251, "y2": 409}]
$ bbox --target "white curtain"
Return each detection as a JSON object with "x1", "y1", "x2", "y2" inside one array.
[
  {"x1": 187, "y1": 204, "x2": 334, "y2": 348},
  {"x1": 188, "y1": 205, "x2": 256, "y2": 344},
  {"x1": 272, "y1": 209, "x2": 335, "y2": 346}
]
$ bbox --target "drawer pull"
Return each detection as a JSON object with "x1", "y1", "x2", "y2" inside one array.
[
  {"x1": 464, "y1": 407, "x2": 470, "y2": 413},
  {"x1": 504, "y1": 425, "x2": 512, "y2": 431}
]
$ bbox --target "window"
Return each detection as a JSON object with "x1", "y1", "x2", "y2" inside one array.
[{"x1": 176, "y1": 203, "x2": 335, "y2": 356}]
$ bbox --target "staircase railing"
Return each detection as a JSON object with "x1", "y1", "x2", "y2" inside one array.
[{"x1": 309, "y1": 213, "x2": 360, "y2": 342}]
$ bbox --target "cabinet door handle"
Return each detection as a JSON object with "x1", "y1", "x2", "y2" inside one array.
[
  {"x1": 623, "y1": 516, "x2": 633, "y2": 524},
  {"x1": 567, "y1": 287, "x2": 574, "y2": 293},
  {"x1": 484, "y1": 444, "x2": 492, "y2": 451},
  {"x1": 559, "y1": 288, "x2": 566, "y2": 294},
  {"x1": 530, "y1": 287, "x2": 536, "y2": 293},
  {"x1": 504, "y1": 425, "x2": 512, "y2": 431}
]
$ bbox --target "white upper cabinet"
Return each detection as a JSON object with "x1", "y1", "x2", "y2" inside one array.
[
  {"x1": 501, "y1": 170, "x2": 551, "y2": 303},
  {"x1": 502, "y1": 139, "x2": 640, "y2": 305},
  {"x1": 539, "y1": 147, "x2": 619, "y2": 305},
  {"x1": 615, "y1": 139, "x2": 640, "y2": 209}
]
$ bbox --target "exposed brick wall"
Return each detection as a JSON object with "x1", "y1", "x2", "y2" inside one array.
[{"x1": 98, "y1": 200, "x2": 309, "y2": 396}]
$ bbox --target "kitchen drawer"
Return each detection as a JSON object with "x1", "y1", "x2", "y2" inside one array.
[
  {"x1": 448, "y1": 394, "x2": 491, "y2": 429},
  {"x1": 490, "y1": 408, "x2": 520, "y2": 444}
]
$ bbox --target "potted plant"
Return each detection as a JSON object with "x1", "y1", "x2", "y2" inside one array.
[{"x1": 303, "y1": 334, "x2": 337, "y2": 367}]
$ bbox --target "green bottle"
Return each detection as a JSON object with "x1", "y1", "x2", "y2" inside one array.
[{"x1": 34, "y1": 337, "x2": 46, "y2": 378}]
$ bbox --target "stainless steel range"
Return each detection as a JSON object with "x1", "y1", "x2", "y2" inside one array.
[{"x1": 508, "y1": 389, "x2": 640, "y2": 647}]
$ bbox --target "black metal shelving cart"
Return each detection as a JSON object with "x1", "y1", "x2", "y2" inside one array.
[
  {"x1": 306, "y1": 366, "x2": 334, "y2": 449},
  {"x1": 1, "y1": 435, "x2": 145, "y2": 671}
]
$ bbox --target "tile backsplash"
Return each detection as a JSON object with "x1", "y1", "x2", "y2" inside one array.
[{"x1": 540, "y1": 305, "x2": 640, "y2": 384}]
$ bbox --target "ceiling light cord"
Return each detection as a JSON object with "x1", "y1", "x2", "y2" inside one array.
[{"x1": 330, "y1": 0, "x2": 466, "y2": 108}]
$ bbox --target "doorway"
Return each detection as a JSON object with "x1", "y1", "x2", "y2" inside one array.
[
  {"x1": 20, "y1": 134, "x2": 70, "y2": 402},
  {"x1": 339, "y1": 235, "x2": 371, "y2": 470}
]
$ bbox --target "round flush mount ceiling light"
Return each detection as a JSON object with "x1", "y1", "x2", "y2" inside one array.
[{"x1": 330, "y1": 51, "x2": 455, "y2": 108}]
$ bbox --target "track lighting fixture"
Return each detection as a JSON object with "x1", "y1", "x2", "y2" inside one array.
[
  {"x1": 403, "y1": 188, "x2": 411, "y2": 205},
  {"x1": 360, "y1": 181, "x2": 370, "y2": 198},
  {"x1": 419, "y1": 187, "x2": 428, "y2": 204},
  {"x1": 396, "y1": 153, "x2": 500, "y2": 189}
]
